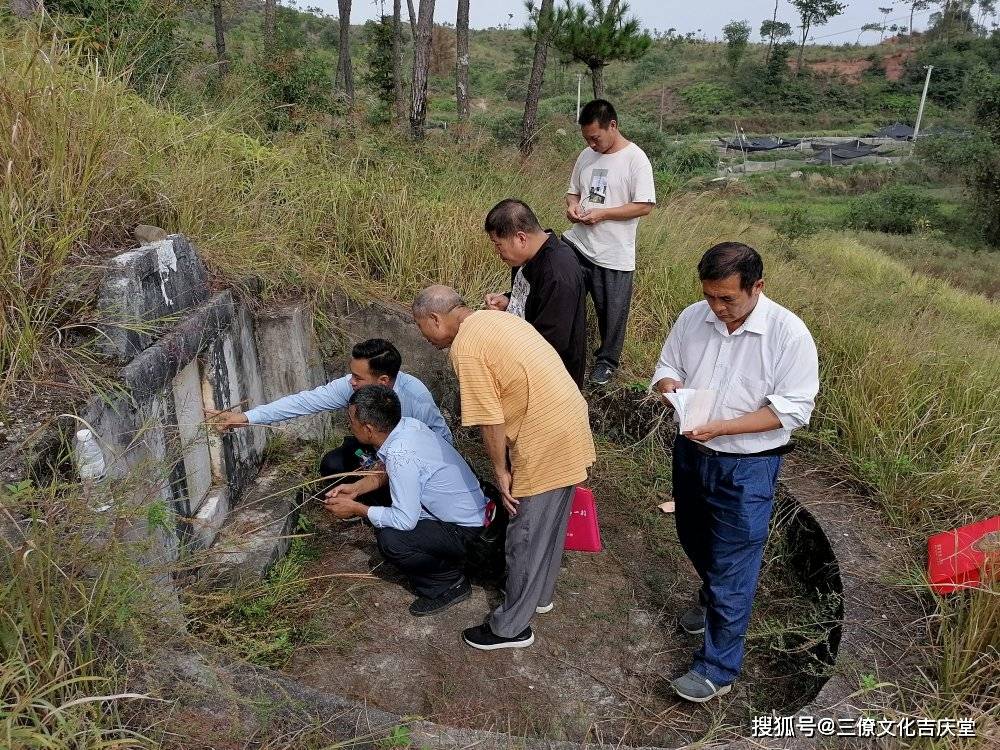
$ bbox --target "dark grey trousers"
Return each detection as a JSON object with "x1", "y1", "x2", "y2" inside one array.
[
  {"x1": 568, "y1": 242, "x2": 634, "y2": 371},
  {"x1": 489, "y1": 485, "x2": 576, "y2": 637}
]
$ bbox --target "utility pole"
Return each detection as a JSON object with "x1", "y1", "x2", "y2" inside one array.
[
  {"x1": 576, "y1": 73, "x2": 583, "y2": 121},
  {"x1": 912, "y1": 65, "x2": 934, "y2": 146}
]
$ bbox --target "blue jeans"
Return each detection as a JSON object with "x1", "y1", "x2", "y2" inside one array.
[{"x1": 672, "y1": 435, "x2": 782, "y2": 686}]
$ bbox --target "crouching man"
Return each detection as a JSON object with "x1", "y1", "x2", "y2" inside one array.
[{"x1": 322, "y1": 384, "x2": 487, "y2": 617}]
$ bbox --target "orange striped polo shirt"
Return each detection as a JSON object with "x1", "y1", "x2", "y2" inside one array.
[{"x1": 449, "y1": 310, "x2": 596, "y2": 497}]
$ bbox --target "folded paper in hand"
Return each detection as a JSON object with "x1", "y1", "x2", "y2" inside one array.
[{"x1": 664, "y1": 389, "x2": 718, "y2": 433}]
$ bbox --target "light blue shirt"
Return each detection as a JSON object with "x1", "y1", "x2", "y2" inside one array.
[
  {"x1": 244, "y1": 371, "x2": 453, "y2": 444},
  {"x1": 367, "y1": 418, "x2": 486, "y2": 531}
]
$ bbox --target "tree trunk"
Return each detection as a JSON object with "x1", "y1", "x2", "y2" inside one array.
[
  {"x1": 519, "y1": 0, "x2": 555, "y2": 157},
  {"x1": 765, "y1": 0, "x2": 779, "y2": 64},
  {"x1": 393, "y1": 0, "x2": 406, "y2": 122},
  {"x1": 796, "y1": 19, "x2": 810, "y2": 76},
  {"x1": 9, "y1": 0, "x2": 43, "y2": 17},
  {"x1": 336, "y1": 0, "x2": 355, "y2": 105},
  {"x1": 455, "y1": 0, "x2": 470, "y2": 125},
  {"x1": 909, "y1": 3, "x2": 915, "y2": 35},
  {"x1": 212, "y1": 0, "x2": 229, "y2": 78},
  {"x1": 407, "y1": 0, "x2": 417, "y2": 38},
  {"x1": 263, "y1": 0, "x2": 277, "y2": 56},
  {"x1": 590, "y1": 64, "x2": 604, "y2": 100},
  {"x1": 410, "y1": 0, "x2": 435, "y2": 138}
]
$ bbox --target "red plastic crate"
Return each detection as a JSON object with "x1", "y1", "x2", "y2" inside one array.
[
  {"x1": 565, "y1": 486, "x2": 603, "y2": 553},
  {"x1": 927, "y1": 516, "x2": 1000, "y2": 594}
]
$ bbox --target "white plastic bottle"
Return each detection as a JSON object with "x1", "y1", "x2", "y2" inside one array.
[{"x1": 75, "y1": 429, "x2": 111, "y2": 512}]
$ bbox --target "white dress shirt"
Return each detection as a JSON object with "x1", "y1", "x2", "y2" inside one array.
[{"x1": 650, "y1": 293, "x2": 819, "y2": 454}]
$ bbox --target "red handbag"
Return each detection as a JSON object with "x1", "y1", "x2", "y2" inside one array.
[{"x1": 564, "y1": 487, "x2": 603, "y2": 553}]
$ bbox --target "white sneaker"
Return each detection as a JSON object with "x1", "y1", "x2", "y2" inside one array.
[{"x1": 535, "y1": 602, "x2": 554, "y2": 614}]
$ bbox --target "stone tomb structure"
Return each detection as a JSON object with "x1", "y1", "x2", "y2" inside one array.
[{"x1": 81, "y1": 234, "x2": 330, "y2": 587}]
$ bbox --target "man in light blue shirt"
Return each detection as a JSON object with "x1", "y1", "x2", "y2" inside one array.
[
  {"x1": 208, "y1": 339, "x2": 451, "y2": 504},
  {"x1": 323, "y1": 385, "x2": 486, "y2": 617}
]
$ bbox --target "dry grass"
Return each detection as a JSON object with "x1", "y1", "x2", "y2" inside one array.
[{"x1": 1, "y1": 27, "x2": 998, "y2": 749}]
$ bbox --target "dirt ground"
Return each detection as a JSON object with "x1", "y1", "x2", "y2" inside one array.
[{"x1": 283, "y1": 418, "x2": 831, "y2": 747}]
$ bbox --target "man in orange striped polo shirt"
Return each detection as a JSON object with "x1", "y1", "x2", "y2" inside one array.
[{"x1": 413, "y1": 285, "x2": 597, "y2": 650}]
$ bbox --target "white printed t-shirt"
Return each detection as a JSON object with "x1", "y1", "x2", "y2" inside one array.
[{"x1": 563, "y1": 141, "x2": 656, "y2": 272}]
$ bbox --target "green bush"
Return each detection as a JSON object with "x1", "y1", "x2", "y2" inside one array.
[
  {"x1": 656, "y1": 142, "x2": 718, "y2": 175},
  {"x1": 846, "y1": 184, "x2": 942, "y2": 234},
  {"x1": 774, "y1": 206, "x2": 818, "y2": 242},
  {"x1": 680, "y1": 82, "x2": 734, "y2": 114}
]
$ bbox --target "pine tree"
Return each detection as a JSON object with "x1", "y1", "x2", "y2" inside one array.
[
  {"x1": 336, "y1": 0, "x2": 355, "y2": 105},
  {"x1": 521, "y1": 0, "x2": 564, "y2": 156},
  {"x1": 409, "y1": 0, "x2": 435, "y2": 138},
  {"x1": 552, "y1": 0, "x2": 651, "y2": 100}
]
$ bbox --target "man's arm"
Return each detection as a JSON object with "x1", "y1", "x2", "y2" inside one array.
[
  {"x1": 365, "y1": 455, "x2": 423, "y2": 530},
  {"x1": 650, "y1": 315, "x2": 688, "y2": 395},
  {"x1": 479, "y1": 423, "x2": 517, "y2": 515},
  {"x1": 528, "y1": 270, "x2": 579, "y2": 356},
  {"x1": 239, "y1": 376, "x2": 353, "y2": 426},
  {"x1": 321, "y1": 470, "x2": 388, "y2": 518},
  {"x1": 566, "y1": 192, "x2": 585, "y2": 223},
  {"x1": 579, "y1": 202, "x2": 654, "y2": 224},
  {"x1": 685, "y1": 407, "x2": 782, "y2": 442}
]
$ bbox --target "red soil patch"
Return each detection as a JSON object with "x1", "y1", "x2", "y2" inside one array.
[{"x1": 802, "y1": 48, "x2": 913, "y2": 83}]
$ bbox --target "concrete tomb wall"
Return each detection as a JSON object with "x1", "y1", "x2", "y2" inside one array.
[{"x1": 80, "y1": 235, "x2": 330, "y2": 576}]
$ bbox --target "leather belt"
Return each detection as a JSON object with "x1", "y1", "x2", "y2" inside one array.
[{"x1": 678, "y1": 434, "x2": 796, "y2": 458}]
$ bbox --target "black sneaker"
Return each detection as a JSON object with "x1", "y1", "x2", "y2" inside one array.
[
  {"x1": 589, "y1": 364, "x2": 614, "y2": 386},
  {"x1": 409, "y1": 578, "x2": 471, "y2": 617},
  {"x1": 679, "y1": 604, "x2": 707, "y2": 635},
  {"x1": 462, "y1": 623, "x2": 534, "y2": 650}
]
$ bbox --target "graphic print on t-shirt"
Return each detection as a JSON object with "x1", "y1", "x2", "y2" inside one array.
[
  {"x1": 507, "y1": 268, "x2": 530, "y2": 319},
  {"x1": 587, "y1": 168, "x2": 609, "y2": 205}
]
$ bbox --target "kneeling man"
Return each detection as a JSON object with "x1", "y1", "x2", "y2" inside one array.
[{"x1": 322, "y1": 384, "x2": 486, "y2": 617}]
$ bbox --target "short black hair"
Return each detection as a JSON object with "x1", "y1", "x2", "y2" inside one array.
[
  {"x1": 348, "y1": 384, "x2": 402, "y2": 433},
  {"x1": 697, "y1": 242, "x2": 764, "y2": 293},
  {"x1": 351, "y1": 339, "x2": 401, "y2": 379},
  {"x1": 578, "y1": 99, "x2": 618, "y2": 128},
  {"x1": 484, "y1": 198, "x2": 543, "y2": 238}
]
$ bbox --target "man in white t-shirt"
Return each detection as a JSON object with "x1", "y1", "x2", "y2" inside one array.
[{"x1": 563, "y1": 99, "x2": 656, "y2": 386}]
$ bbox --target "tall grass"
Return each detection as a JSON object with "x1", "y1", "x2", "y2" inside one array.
[
  {"x1": 1, "y1": 28, "x2": 998, "y2": 747},
  {"x1": 1, "y1": 481, "x2": 157, "y2": 748}
]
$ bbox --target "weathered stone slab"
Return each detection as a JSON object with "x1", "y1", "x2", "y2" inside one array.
[
  {"x1": 122, "y1": 292, "x2": 234, "y2": 403},
  {"x1": 255, "y1": 304, "x2": 330, "y2": 442},
  {"x1": 202, "y1": 307, "x2": 266, "y2": 500},
  {"x1": 171, "y1": 360, "x2": 211, "y2": 512},
  {"x1": 98, "y1": 235, "x2": 211, "y2": 361},
  {"x1": 198, "y1": 470, "x2": 301, "y2": 589},
  {"x1": 188, "y1": 486, "x2": 230, "y2": 551}
]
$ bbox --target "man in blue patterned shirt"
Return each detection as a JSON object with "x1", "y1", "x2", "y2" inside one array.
[{"x1": 208, "y1": 339, "x2": 451, "y2": 504}]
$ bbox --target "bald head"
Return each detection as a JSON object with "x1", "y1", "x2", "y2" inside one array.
[
  {"x1": 412, "y1": 285, "x2": 470, "y2": 349},
  {"x1": 412, "y1": 285, "x2": 465, "y2": 319}
]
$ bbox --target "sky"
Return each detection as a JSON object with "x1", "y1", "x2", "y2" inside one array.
[{"x1": 300, "y1": 1, "x2": 941, "y2": 43}]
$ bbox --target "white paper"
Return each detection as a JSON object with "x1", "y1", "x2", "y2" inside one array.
[{"x1": 664, "y1": 389, "x2": 718, "y2": 433}]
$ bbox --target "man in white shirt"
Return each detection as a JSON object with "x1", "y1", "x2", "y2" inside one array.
[
  {"x1": 650, "y1": 242, "x2": 819, "y2": 703},
  {"x1": 564, "y1": 99, "x2": 656, "y2": 386}
]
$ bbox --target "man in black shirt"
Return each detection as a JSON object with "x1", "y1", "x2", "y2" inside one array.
[{"x1": 483, "y1": 199, "x2": 587, "y2": 387}]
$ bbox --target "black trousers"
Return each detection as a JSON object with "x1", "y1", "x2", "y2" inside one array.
[
  {"x1": 318, "y1": 436, "x2": 391, "y2": 506},
  {"x1": 375, "y1": 520, "x2": 482, "y2": 598},
  {"x1": 569, "y1": 242, "x2": 635, "y2": 371}
]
